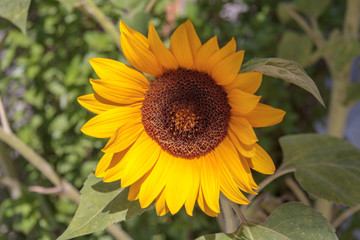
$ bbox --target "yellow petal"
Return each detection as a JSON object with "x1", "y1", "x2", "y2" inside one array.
[
  {"x1": 102, "y1": 119, "x2": 144, "y2": 153},
  {"x1": 165, "y1": 156, "x2": 195, "y2": 214},
  {"x1": 156, "y1": 189, "x2": 169, "y2": 216},
  {"x1": 102, "y1": 132, "x2": 149, "y2": 182},
  {"x1": 170, "y1": 24, "x2": 194, "y2": 69},
  {"x1": 249, "y1": 143, "x2": 276, "y2": 174},
  {"x1": 198, "y1": 153, "x2": 220, "y2": 213},
  {"x1": 203, "y1": 38, "x2": 236, "y2": 74},
  {"x1": 119, "y1": 21, "x2": 149, "y2": 47},
  {"x1": 194, "y1": 36, "x2": 219, "y2": 72},
  {"x1": 81, "y1": 107, "x2": 141, "y2": 138},
  {"x1": 95, "y1": 153, "x2": 113, "y2": 178},
  {"x1": 100, "y1": 149, "x2": 131, "y2": 182},
  {"x1": 120, "y1": 21, "x2": 163, "y2": 76},
  {"x1": 184, "y1": 20, "x2": 202, "y2": 58},
  {"x1": 128, "y1": 173, "x2": 149, "y2": 201},
  {"x1": 120, "y1": 134, "x2": 161, "y2": 187},
  {"x1": 228, "y1": 89, "x2": 261, "y2": 115},
  {"x1": 214, "y1": 150, "x2": 250, "y2": 204},
  {"x1": 197, "y1": 186, "x2": 218, "y2": 217},
  {"x1": 216, "y1": 137, "x2": 256, "y2": 194},
  {"x1": 89, "y1": 58, "x2": 150, "y2": 89},
  {"x1": 148, "y1": 23, "x2": 178, "y2": 70},
  {"x1": 227, "y1": 128, "x2": 255, "y2": 158},
  {"x1": 77, "y1": 94, "x2": 119, "y2": 114},
  {"x1": 225, "y1": 72, "x2": 262, "y2": 94},
  {"x1": 229, "y1": 116, "x2": 258, "y2": 145},
  {"x1": 211, "y1": 51, "x2": 244, "y2": 86},
  {"x1": 246, "y1": 103, "x2": 286, "y2": 127},
  {"x1": 184, "y1": 160, "x2": 200, "y2": 216},
  {"x1": 239, "y1": 154, "x2": 259, "y2": 190},
  {"x1": 138, "y1": 151, "x2": 171, "y2": 208},
  {"x1": 90, "y1": 78, "x2": 145, "y2": 105}
]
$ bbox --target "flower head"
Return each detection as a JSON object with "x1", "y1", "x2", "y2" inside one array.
[{"x1": 78, "y1": 20, "x2": 285, "y2": 217}]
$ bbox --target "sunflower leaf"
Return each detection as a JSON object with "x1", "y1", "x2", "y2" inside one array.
[
  {"x1": 240, "y1": 58, "x2": 325, "y2": 107},
  {"x1": 280, "y1": 134, "x2": 360, "y2": 206},
  {"x1": 0, "y1": 0, "x2": 31, "y2": 34},
  {"x1": 196, "y1": 202, "x2": 337, "y2": 240},
  {"x1": 58, "y1": 173, "x2": 150, "y2": 240}
]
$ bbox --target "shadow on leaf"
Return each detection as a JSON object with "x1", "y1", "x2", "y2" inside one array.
[{"x1": 91, "y1": 179, "x2": 121, "y2": 193}]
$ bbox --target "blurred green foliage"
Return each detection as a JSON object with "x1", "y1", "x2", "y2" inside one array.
[{"x1": 0, "y1": 0, "x2": 354, "y2": 239}]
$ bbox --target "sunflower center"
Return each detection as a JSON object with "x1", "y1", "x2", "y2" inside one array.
[{"x1": 142, "y1": 68, "x2": 231, "y2": 159}]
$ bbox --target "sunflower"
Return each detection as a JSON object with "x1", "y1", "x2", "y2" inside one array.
[{"x1": 78, "y1": 20, "x2": 285, "y2": 217}]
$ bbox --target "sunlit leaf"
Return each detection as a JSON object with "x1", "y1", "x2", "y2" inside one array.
[
  {"x1": 0, "y1": 0, "x2": 31, "y2": 34},
  {"x1": 241, "y1": 58, "x2": 325, "y2": 107},
  {"x1": 280, "y1": 134, "x2": 360, "y2": 206},
  {"x1": 261, "y1": 202, "x2": 337, "y2": 239},
  {"x1": 197, "y1": 203, "x2": 337, "y2": 240},
  {"x1": 57, "y1": 174, "x2": 150, "y2": 240}
]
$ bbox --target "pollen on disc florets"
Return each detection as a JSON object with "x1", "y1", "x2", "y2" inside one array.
[{"x1": 142, "y1": 68, "x2": 231, "y2": 159}]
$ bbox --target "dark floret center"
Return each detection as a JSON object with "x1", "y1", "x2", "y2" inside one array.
[{"x1": 142, "y1": 68, "x2": 230, "y2": 159}]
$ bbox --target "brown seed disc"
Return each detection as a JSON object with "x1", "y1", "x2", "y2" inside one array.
[{"x1": 142, "y1": 68, "x2": 231, "y2": 159}]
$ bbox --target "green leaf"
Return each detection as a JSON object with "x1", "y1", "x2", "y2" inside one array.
[
  {"x1": 197, "y1": 203, "x2": 337, "y2": 240},
  {"x1": 277, "y1": 31, "x2": 313, "y2": 66},
  {"x1": 0, "y1": 0, "x2": 31, "y2": 34},
  {"x1": 294, "y1": 0, "x2": 330, "y2": 17},
  {"x1": 280, "y1": 134, "x2": 360, "y2": 206},
  {"x1": 240, "y1": 58, "x2": 325, "y2": 107},
  {"x1": 235, "y1": 224, "x2": 289, "y2": 240},
  {"x1": 58, "y1": 174, "x2": 150, "y2": 240},
  {"x1": 261, "y1": 202, "x2": 337, "y2": 239}
]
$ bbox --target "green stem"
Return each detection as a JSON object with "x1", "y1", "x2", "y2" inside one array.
[
  {"x1": 323, "y1": 0, "x2": 360, "y2": 225},
  {"x1": 327, "y1": 75, "x2": 351, "y2": 137},
  {"x1": 332, "y1": 204, "x2": 360, "y2": 229},
  {"x1": 145, "y1": 0, "x2": 157, "y2": 13},
  {"x1": 81, "y1": 0, "x2": 122, "y2": 52},
  {"x1": 231, "y1": 201, "x2": 248, "y2": 225},
  {"x1": 0, "y1": 142, "x2": 21, "y2": 199},
  {"x1": 343, "y1": 0, "x2": 360, "y2": 40},
  {"x1": 317, "y1": 69, "x2": 351, "y2": 221},
  {"x1": 0, "y1": 97, "x2": 21, "y2": 199},
  {"x1": 287, "y1": 6, "x2": 324, "y2": 48},
  {"x1": 0, "y1": 127, "x2": 79, "y2": 202},
  {"x1": 315, "y1": 199, "x2": 332, "y2": 220},
  {"x1": 285, "y1": 176, "x2": 311, "y2": 206},
  {"x1": 0, "y1": 128, "x2": 132, "y2": 240},
  {"x1": 218, "y1": 195, "x2": 239, "y2": 233},
  {"x1": 231, "y1": 202, "x2": 256, "y2": 239},
  {"x1": 240, "y1": 167, "x2": 295, "y2": 211}
]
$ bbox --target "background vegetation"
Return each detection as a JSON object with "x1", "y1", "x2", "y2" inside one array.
[{"x1": 0, "y1": 0, "x2": 359, "y2": 239}]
